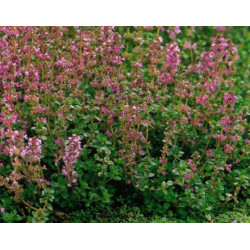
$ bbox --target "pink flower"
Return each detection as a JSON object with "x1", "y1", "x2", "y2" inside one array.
[
  {"x1": 55, "y1": 138, "x2": 64, "y2": 146},
  {"x1": 215, "y1": 26, "x2": 226, "y2": 31},
  {"x1": 226, "y1": 164, "x2": 232, "y2": 172},
  {"x1": 224, "y1": 92, "x2": 237, "y2": 106},
  {"x1": 184, "y1": 41, "x2": 191, "y2": 50},
  {"x1": 158, "y1": 42, "x2": 180, "y2": 84},
  {"x1": 224, "y1": 144, "x2": 234, "y2": 154},
  {"x1": 62, "y1": 134, "x2": 82, "y2": 185},
  {"x1": 191, "y1": 43, "x2": 197, "y2": 50},
  {"x1": 160, "y1": 158, "x2": 167, "y2": 164},
  {"x1": 207, "y1": 149, "x2": 214, "y2": 157},
  {"x1": 106, "y1": 130, "x2": 112, "y2": 137},
  {"x1": 191, "y1": 166, "x2": 197, "y2": 171},
  {"x1": 24, "y1": 137, "x2": 42, "y2": 163},
  {"x1": 196, "y1": 94, "x2": 208, "y2": 105}
]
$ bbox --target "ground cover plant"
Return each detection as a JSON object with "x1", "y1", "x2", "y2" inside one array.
[{"x1": 0, "y1": 26, "x2": 249, "y2": 223}]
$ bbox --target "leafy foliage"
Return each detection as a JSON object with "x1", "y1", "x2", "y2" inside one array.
[{"x1": 0, "y1": 26, "x2": 249, "y2": 223}]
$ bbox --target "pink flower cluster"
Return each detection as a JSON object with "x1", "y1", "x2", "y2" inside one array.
[
  {"x1": 24, "y1": 137, "x2": 42, "y2": 163},
  {"x1": 224, "y1": 92, "x2": 237, "y2": 106},
  {"x1": 158, "y1": 42, "x2": 180, "y2": 84},
  {"x1": 184, "y1": 41, "x2": 197, "y2": 50},
  {"x1": 196, "y1": 94, "x2": 208, "y2": 105},
  {"x1": 167, "y1": 26, "x2": 181, "y2": 40},
  {"x1": 224, "y1": 144, "x2": 234, "y2": 154},
  {"x1": 198, "y1": 36, "x2": 238, "y2": 77},
  {"x1": 62, "y1": 134, "x2": 82, "y2": 187}
]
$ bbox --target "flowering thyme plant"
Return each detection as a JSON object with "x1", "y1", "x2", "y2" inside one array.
[{"x1": 0, "y1": 26, "x2": 249, "y2": 222}]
